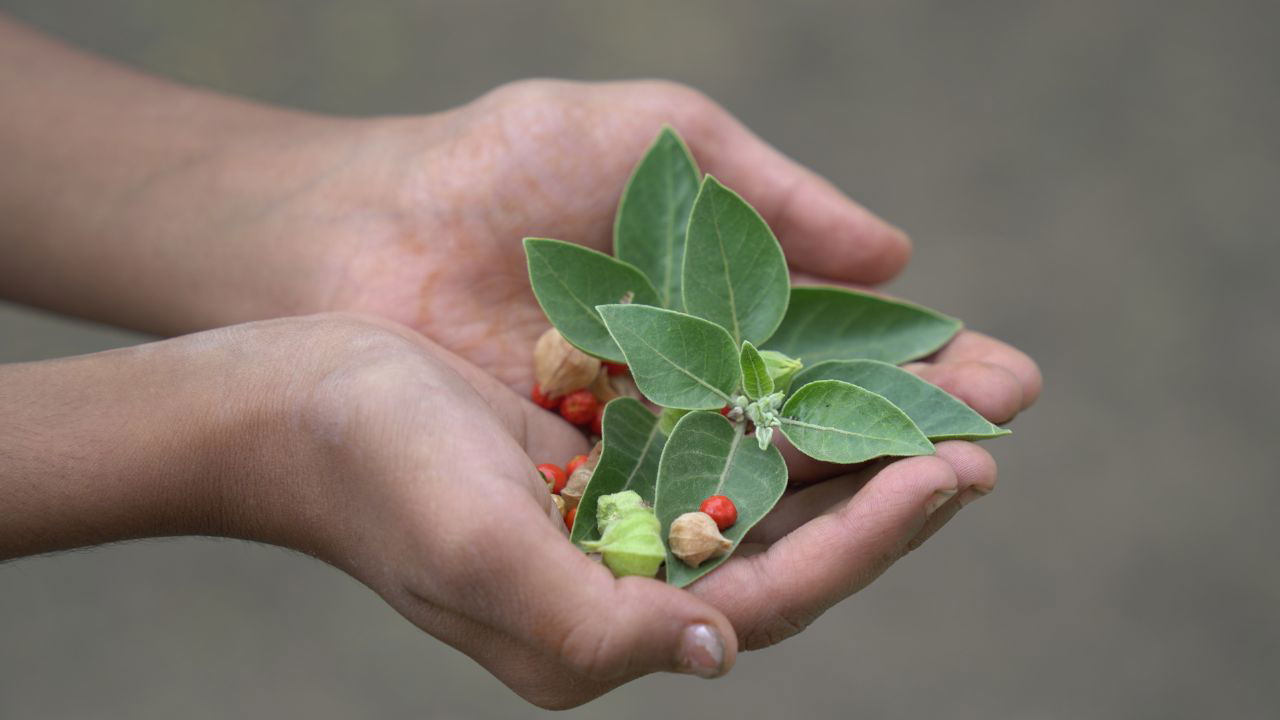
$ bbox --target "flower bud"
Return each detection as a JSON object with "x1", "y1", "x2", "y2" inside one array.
[{"x1": 758, "y1": 350, "x2": 803, "y2": 393}]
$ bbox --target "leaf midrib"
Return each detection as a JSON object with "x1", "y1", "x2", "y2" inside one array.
[
  {"x1": 780, "y1": 417, "x2": 920, "y2": 447},
  {"x1": 622, "y1": 326, "x2": 732, "y2": 402}
]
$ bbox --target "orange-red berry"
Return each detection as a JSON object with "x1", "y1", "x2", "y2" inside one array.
[
  {"x1": 559, "y1": 388, "x2": 598, "y2": 426},
  {"x1": 531, "y1": 383, "x2": 559, "y2": 410},
  {"x1": 719, "y1": 405, "x2": 732, "y2": 416},
  {"x1": 564, "y1": 506, "x2": 577, "y2": 531},
  {"x1": 566, "y1": 454, "x2": 589, "y2": 476},
  {"x1": 538, "y1": 463, "x2": 567, "y2": 494},
  {"x1": 604, "y1": 361, "x2": 629, "y2": 376},
  {"x1": 699, "y1": 495, "x2": 737, "y2": 531}
]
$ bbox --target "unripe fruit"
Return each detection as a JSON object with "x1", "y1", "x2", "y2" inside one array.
[
  {"x1": 537, "y1": 463, "x2": 567, "y2": 494},
  {"x1": 699, "y1": 495, "x2": 738, "y2": 531},
  {"x1": 559, "y1": 389, "x2": 599, "y2": 426}
]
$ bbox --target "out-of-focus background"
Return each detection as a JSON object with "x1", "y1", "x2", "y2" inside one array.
[{"x1": 1, "y1": 1, "x2": 1276, "y2": 717}]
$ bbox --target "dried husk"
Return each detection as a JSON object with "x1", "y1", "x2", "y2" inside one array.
[
  {"x1": 534, "y1": 328, "x2": 600, "y2": 397},
  {"x1": 668, "y1": 512, "x2": 732, "y2": 568},
  {"x1": 561, "y1": 441, "x2": 602, "y2": 510}
]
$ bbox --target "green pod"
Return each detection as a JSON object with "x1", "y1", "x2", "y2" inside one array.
[
  {"x1": 582, "y1": 490, "x2": 666, "y2": 578},
  {"x1": 759, "y1": 350, "x2": 803, "y2": 394}
]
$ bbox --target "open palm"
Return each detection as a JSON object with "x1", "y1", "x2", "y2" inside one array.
[{"x1": 297, "y1": 80, "x2": 1038, "y2": 421}]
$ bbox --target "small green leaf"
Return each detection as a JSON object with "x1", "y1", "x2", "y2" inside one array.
[
  {"x1": 793, "y1": 360, "x2": 1010, "y2": 441},
  {"x1": 654, "y1": 412, "x2": 787, "y2": 588},
  {"x1": 765, "y1": 286, "x2": 962, "y2": 365},
  {"x1": 681, "y1": 176, "x2": 790, "y2": 346},
  {"x1": 739, "y1": 341, "x2": 773, "y2": 400},
  {"x1": 614, "y1": 127, "x2": 701, "y2": 309},
  {"x1": 524, "y1": 238, "x2": 661, "y2": 362},
  {"x1": 780, "y1": 380, "x2": 934, "y2": 463},
  {"x1": 597, "y1": 304, "x2": 742, "y2": 409},
  {"x1": 572, "y1": 398, "x2": 667, "y2": 544}
]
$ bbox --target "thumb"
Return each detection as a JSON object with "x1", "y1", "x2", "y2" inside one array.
[{"x1": 469, "y1": 486, "x2": 739, "y2": 681}]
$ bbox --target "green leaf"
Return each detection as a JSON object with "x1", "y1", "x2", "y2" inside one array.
[
  {"x1": 597, "y1": 304, "x2": 742, "y2": 409},
  {"x1": 792, "y1": 360, "x2": 1010, "y2": 441},
  {"x1": 654, "y1": 412, "x2": 787, "y2": 588},
  {"x1": 614, "y1": 127, "x2": 701, "y2": 309},
  {"x1": 681, "y1": 176, "x2": 790, "y2": 346},
  {"x1": 524, "y1": 238, "x2": 662, "y2": 362},
  {"x1": 739, "y1": 341, "x2": 773, "y2": 400},
  {"x1": 572, "y1": 398, "x2": 668, "y2": 544},
  {"x1": 765, "y1": 286, "x2": 962, "y2": 365},
  {"x1": 779, "y1": 379, "x2": 934, "y2": 463}
]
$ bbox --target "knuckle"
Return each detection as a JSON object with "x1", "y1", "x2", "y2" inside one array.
[{"x1": 555, "y1": 615, "x2": 628, "y2": 681}]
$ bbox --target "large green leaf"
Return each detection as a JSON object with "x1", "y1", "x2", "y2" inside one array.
[
  {"x1": 765, "y1": 286, "x2": 962, "y2": 365},
  {"x1": 597, "y1": 304, "x2": 742, "y2": 409},
  {"x1": 572, "y1": 398, "x2": 668, "y2": 544},
  {"x1": 792, "y1": 360, "x2": 1010, "y2": 441},
  {"x1": 681, "y1": 176, "x2": 790, "y2": 346},
  {"x1": 739, "y1": 340, "x2": 773, "y2": 400},
  {"x1": 654, "y1": 412, "x2": 787, "y2": 588},
  {"x1": 524, "y1": 238, "x2": 661, "y2": 362},
  {"x1": 779, "y1": 380, "x2": 934, "y2": 463},
  {"x1": 613, "y1": 127, "x2": 701, "y2": 310}
]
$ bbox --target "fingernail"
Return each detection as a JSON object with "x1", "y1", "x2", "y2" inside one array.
[
  {"x1": 957, "y1": 487, "x2": 990, "y2": 507},
  {"x1": 924, "y1": 488, "x2": 958, "y2": 516},
  {"x1": 677, "y1": 624, "x2": 725, "y2": 678}
]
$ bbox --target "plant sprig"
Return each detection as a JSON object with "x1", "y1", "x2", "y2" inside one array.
[{"x1": 525, "y1": 126, "x2": 1007, "y2": 587}]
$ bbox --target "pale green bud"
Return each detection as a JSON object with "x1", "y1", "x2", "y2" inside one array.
[{"x1": 758, "y1": 350, "x2": 803, "y2": 393}]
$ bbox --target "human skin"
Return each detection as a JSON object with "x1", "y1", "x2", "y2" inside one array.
[
  {"x1": 0, "y1": 315, "x2": 999, "y2": 708},
  {"x1": 0, "y1": 15, "x2": 1040, "y2": 709}
]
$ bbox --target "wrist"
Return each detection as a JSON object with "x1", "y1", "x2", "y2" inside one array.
[{"x1": 0, "y1": 316, "x2": 375, "y2": 561}]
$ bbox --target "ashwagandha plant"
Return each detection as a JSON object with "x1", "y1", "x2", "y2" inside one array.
[{"x1": 524, "y1": 127, "x2": 1010, "y2": 587}]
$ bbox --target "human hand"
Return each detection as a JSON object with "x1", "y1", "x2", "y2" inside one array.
[
  {"x1": 248, "y1": 316, "x2": 1002, "y2": 707},
  {"x1": 178, "y1": 79, "x2": 1038, "y2": 420}
]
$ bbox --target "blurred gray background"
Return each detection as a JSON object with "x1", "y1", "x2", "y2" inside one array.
[{"x1": 1, "y1": 1, "x2": 1277, "y2": 717}]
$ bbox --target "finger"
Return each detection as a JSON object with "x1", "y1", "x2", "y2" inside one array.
[
  {"x1": 691, "y1": 454, "x2": 959, "y2": 649},
  {"x1": 913, "y1": 330, "x2": 1043, "y2": 410},
  {"x1": 745, "y1": 462, "x2": 884, "y2": 544},
  {"x1": 670, "y1": 94, "x2": 912, "y2": 284},
  {"x1": 775, "y1": 430, "x2": 851, "y2": 484},
  {"x1": 906, "y1": 442, "x2": 997, "y2": 551},
  {"x1": 906, "y1": 360, "x2": 1025, "y2": 424},
  {"x1": 440, "y1": 477, "x2": 739, "y2": 683}
]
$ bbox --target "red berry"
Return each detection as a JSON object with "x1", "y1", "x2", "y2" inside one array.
[
  {"x1": 564, "y1": 506, "x2": 577, "y2": 531},
  {"x1": 531, "y1": 383, "x2": 559, "y2": 410},
  {"x1": 591, "y1": 401, "x2": 605, "y2": 436},
  {"x1": 538, "y1": 463, "x2": 567, "y2": 494},
  {"x1": 604, "y1": 361, "x2": 629, "y2": 376},
  {"x1": 559, "y1": 388, "x2": 598, "y2": 426},
  {"x1": 719, "y1": 405, "x2": 732, "y2": 416},
  {"x1": 566, "y1": 454, "x2": 589, "y2": 476},
  {"x1": 700, "y1": 495, "x2": 738, "y2": 531}
]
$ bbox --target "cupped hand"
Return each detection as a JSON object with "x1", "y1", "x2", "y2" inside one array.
[
  {"x1": 249, "y1": 314, "x2": 1000, "y2": 708},
  {"x1": 250, "y1": 79, "x2": 1037, "y2": 418}
]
